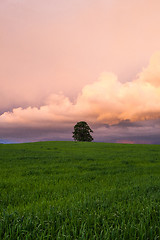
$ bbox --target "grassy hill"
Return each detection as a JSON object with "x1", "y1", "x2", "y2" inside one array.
[{"x1": 0, "y1": 141, "x2": 160, "y2": 239}]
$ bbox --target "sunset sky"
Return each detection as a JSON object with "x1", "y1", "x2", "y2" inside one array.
[{"x1": 1, "y1": 0, "x2": 160, "y2": 143}]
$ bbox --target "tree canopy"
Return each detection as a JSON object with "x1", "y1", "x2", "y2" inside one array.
[{"x1": 72, "y1": 121, "x2": 93, "y2": 142}]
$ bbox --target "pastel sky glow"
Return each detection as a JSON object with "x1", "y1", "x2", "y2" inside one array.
[{"x1": 1, "y1": 0, "x2": 160, "y2": 143}]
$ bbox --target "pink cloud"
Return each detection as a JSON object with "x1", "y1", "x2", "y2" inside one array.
[
  {"x1": 1, "y1": 0, "x2": 160, "y2": 142},
  {"x1": 1, "y1": 52, "x2": 160, "y2": 132},
  {"x1": 1, "y1": 0, "x2": 160, "y2": 113}
]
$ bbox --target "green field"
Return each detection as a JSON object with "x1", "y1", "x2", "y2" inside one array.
[{"x1": 0, "y1": 141, "x2": 160, "y2": 239}]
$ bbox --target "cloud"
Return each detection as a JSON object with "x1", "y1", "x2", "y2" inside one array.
[
  {"x1": 111, "y1": 120, "x2": 141, "y2": 128},
  {"x1": 1, "y1": 0, "x2": 160, "y2": 114},
  {"x1": 94, "y1": 119, "x2": 160, "y2": 144},
  {"x1": 1, "y1": 52, "x2": 160, "y2": 142},
  {"x1": 75, "y1": 53, "x2": 160, "y2": 124}
]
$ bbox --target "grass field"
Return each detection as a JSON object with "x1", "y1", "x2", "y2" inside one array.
[{"x1": 0, "y1": 141, "x2": 160, "y2": 239}]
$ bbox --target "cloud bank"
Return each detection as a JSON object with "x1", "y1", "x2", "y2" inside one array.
[{"x1": 1, "y1": 52, "x2": 160, "y2": 143}]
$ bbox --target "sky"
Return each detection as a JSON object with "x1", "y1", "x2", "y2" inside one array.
[{"x1": 1, "y1": 0, "x2": 160, "y2": 143}]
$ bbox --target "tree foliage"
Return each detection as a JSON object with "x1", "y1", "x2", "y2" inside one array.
[{"x1": 72, "y1": 121, "x2": 93, "y2": 142}]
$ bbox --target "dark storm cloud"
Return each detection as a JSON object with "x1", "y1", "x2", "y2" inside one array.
[
  {"x1": 94, "y1": 119, "x2": 160, "y2": 144},
  {"x1": 111, "y1": 119, "x2": 141, "y2": 128}
]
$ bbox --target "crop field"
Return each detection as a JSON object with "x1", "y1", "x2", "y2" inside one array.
[{"x1": 0, "y1": 141, "x2": 160, "y2": 239}]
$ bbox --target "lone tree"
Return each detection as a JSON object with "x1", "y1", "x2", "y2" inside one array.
[{"x1": 72, "y1": 121, "x2": 93, "y2": 142}]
